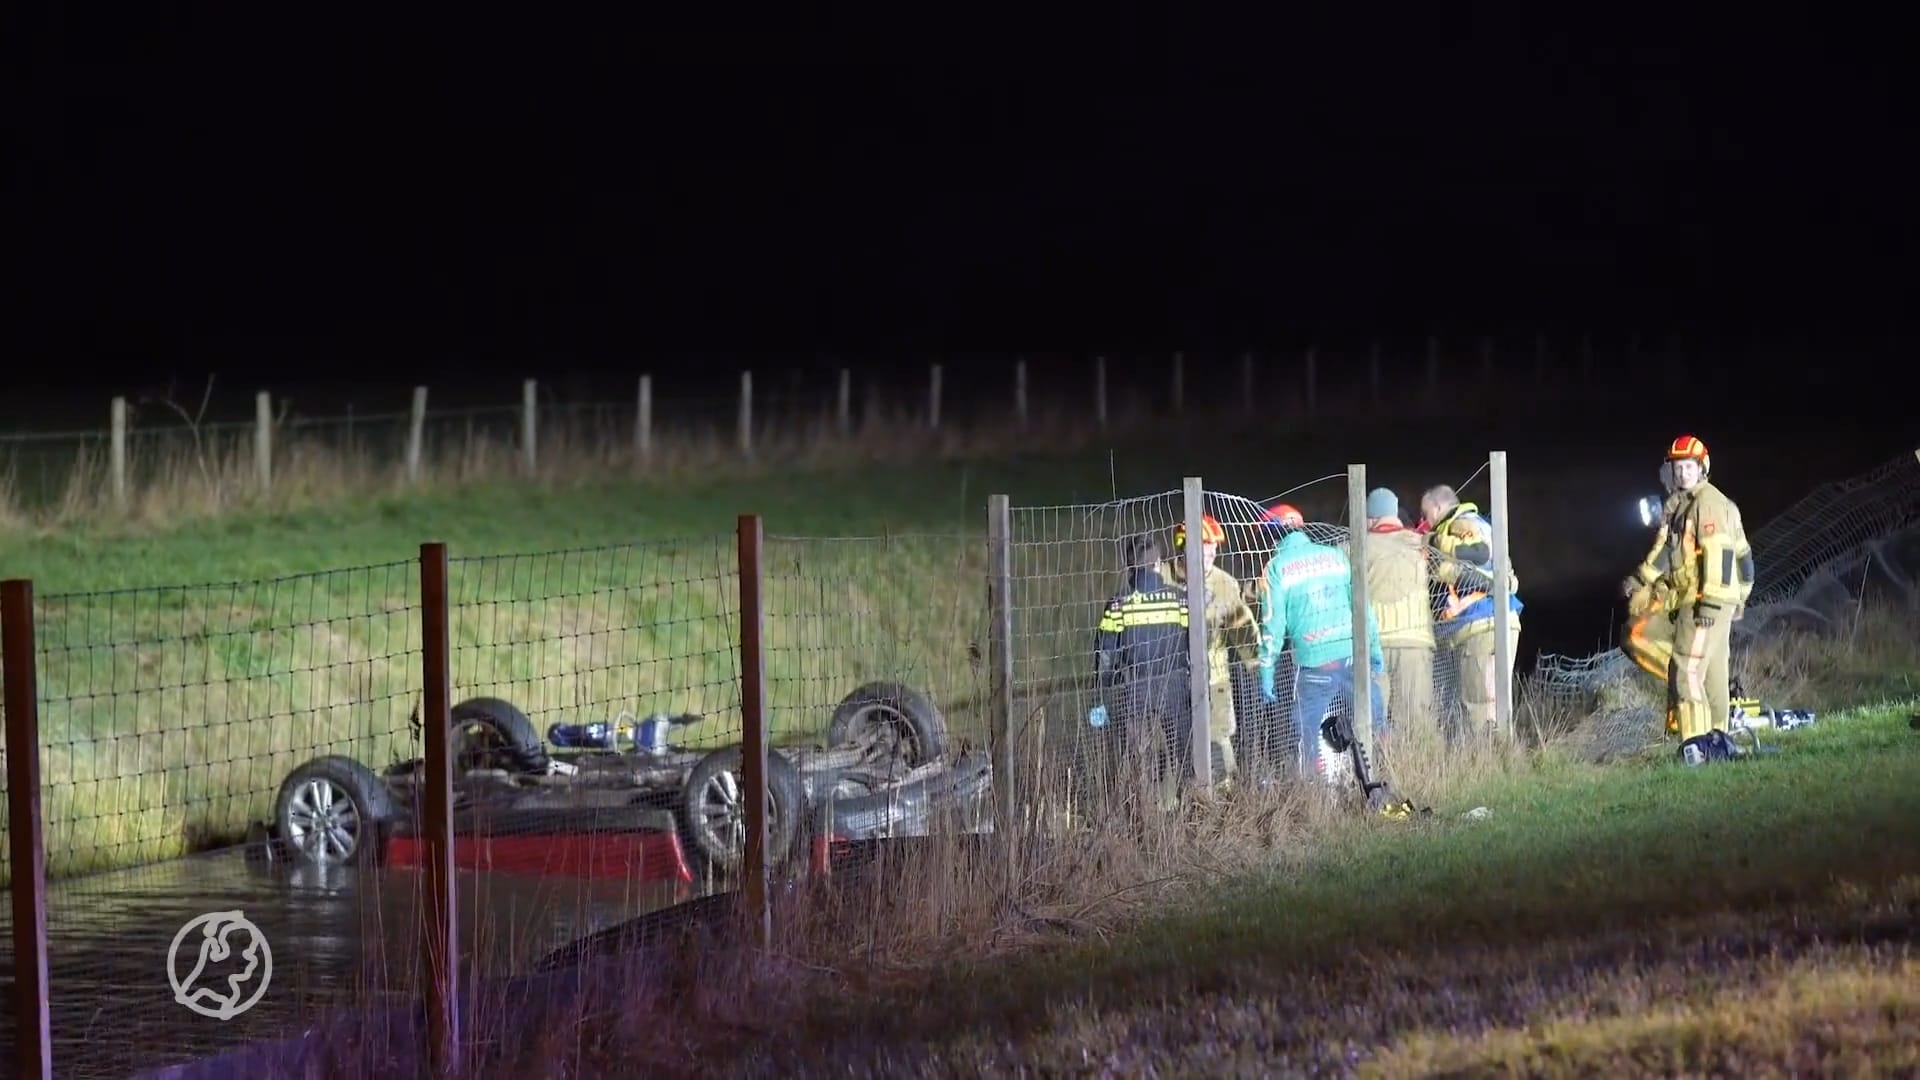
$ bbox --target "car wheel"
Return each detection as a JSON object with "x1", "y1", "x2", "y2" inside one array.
[
  {"x1": 450, "y1": 696, "x2": 551, "y2": 775},
  {"x1": 828, "y1": 681, "x2": 949, "y2": 768},
  {"x1": 274, "y1": 755, "x2": 396, "y2": 868},
  {"x1": 679, "y1": 746, "x2": 804, "y2": 876}
]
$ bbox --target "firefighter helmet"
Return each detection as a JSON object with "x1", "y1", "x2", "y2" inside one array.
[
  {"x1": 1262, "y1": 503, "x2": 1305, "y2": 531},
  {"x1": 1173, "y1": 513, "x2": 1226, "y2": 550},
  {"x1": 1666, "y1": 434, "x2": 1711, "y2": 477}
]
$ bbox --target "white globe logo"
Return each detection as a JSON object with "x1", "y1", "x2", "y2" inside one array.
[{"x1": 167, "y1": 910, "x2": 273, "y2": 1021}]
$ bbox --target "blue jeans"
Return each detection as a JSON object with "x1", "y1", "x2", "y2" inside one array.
[{"x1": 1292, "y1": 659, "x2": 1385, "y2": 776}]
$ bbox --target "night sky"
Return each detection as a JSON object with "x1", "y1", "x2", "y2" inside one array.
[{"x1": 11, "y1": 10, "x2": 1913, "y2": 396}]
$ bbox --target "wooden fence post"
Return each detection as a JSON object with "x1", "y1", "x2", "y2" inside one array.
[
  {"x1": 1182, "y1": 477, "x2": 1213, "y2": 789},
  {"x1": 521, "y1": 379, "x2": 538, "y2": 475},
  {"x1": 254, "y1": 391, "x2": 272, "y2": 490},
  {"x1": 929, "y1": 363, "x2": 943, "y2": 431},
  {"x1": 407, "y1": 387, "x2": 428, "y2": 483},
  {"x1": 1346, "y1": 464, "x2": 1376, "y2": 774},
  {"x1": 110, "y1": 396, "x2": 128, "y2": 509},
  {"x1": 4, "y1": 578, "x2": 52, "y2": 1080},
  {"x1": 1014, "y1": 358, "x2": 1029, "y2": 429},
  {"x1": 636, "y1": 375, "x2": 653, "y2": 465},
  {"x1": 987, "y1": 494, "x2": 1015, "y2": 867},
  {"x1": 738, "y1": 371, "x2": 754, "y2": 458},
  {"x1": 417, "y1": 543, "x2": 461, "y2": 1076},
  {"x1": 1490, "y1": 451, "x2": 1516, "y2": 745},
  {"x1": 736, "y1": 514, "x2": 771, "y2": 946},
  {"x1": 837, "y1": 369, "x2": 852, "y2": 436}
]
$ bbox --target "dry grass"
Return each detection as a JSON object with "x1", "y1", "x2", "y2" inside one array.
[
  {"x1": 0, "y1": 402, "x2": 1180, "y2": 534},
  {"x1": 1738, "y1": 597, "x2": 1920, "y2": 710},
  {"x1": 183, "y1": 697, "x2": 1920, "y2": 1078}
]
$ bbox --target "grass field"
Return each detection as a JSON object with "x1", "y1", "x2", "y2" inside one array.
[
  {"x1": 0, "y1": 417, "x2": 1566, "y2": 878},
  {"x1": 406, "y1": 696, "x2": 1914, "y2": 1078},
  {"x1": 0, "y1": 413, "x2": 1908, "y2": 881}
]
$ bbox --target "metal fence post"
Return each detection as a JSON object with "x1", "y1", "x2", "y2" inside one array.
[
  {"x1": 418, "y1": 543, "x2": 461, "y2": 1076},
  {"x1": 1346, "y1": 464, "x2": 1376, "y2": 773},
  {"x1": 4, "y1": 578, "x2": 52, "y2": 1080},
  {"x1": 736, "y1": 514, "x2": 771, "y2": 946},
  {"x1": 987, "y1": 495, "x2": 1015, "y2": 864},
  {"x1": 1181, "y1": 477, "x2": 1213, "y2": 789},
  {"x1": 1490, "y1": 451, "x2": 1515, "y2": 743}
]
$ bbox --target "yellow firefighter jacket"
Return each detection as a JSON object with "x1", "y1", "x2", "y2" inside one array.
[
  {"x1": 1157, "y1": 558, "x2": 1259, "y2": 687},
  {"x1": 1339, "y1": 522, "x2": 1436, "y2": 650},
  {"x1": 1650, "y1": 480, "x2": 1755, "y2": 619}
]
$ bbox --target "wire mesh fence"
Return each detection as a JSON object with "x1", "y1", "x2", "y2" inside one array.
[
  {"x1": 6, "y1": 443, "x2": 1911, "y2": 1076},
  {"x1": 0, "y1": 563, "x2": 422, "y2": 882}
]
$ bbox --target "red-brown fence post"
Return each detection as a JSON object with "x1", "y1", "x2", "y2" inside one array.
[
  {"x1": 418, "y1": 543, "x2": 461, "y2": 1075},
  {"x1": 4, "y1": 578, "x2": 52, "y2": 1080},
  {"x1": 736, "y1": 514, "x2": 771, "y2": 946}
]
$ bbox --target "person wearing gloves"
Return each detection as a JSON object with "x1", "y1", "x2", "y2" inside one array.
[{"x1": 1255, "y1": 505, "x2": 1386, "y2": 783}]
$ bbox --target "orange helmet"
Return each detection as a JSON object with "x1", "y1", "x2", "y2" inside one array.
[
  {"x1": 1666, "y1": 433, "x2": 1711, "y2": 476},
  {"x1": 1262, "y1": 503, "x2": 1305, "y2": 530},
  {"x1": 1174, "y1": 513, "x2": 1226, "y2": 549}
]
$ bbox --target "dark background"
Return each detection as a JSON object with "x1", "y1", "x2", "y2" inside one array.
[{"x1": 8, "y1": 9, "x2": 1915, "y2": 422}]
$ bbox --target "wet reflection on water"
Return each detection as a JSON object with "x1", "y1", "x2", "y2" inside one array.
[{"x1": 1, "y1": 841, "x2": 693, "y2": 1079}]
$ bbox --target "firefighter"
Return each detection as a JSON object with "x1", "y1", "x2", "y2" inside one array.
[
  {"x1": 1339, "y1": 488, "x2": 1436, "y2": 757},
  {"x1": 1641, "y1": 434, "x2": 1755, "y2": 766},
  {"x1": 1096, "y1": 533, "x2": 1194, "y2": 807},
  {"x1": 1157, "y1": 513, "x2": 1260, "y2": 782},
  {"x1": 1256, "y1": 505, "x2": 1386, "y2": 785},
  {"x1": 1419, "y1": 484, "x2": 1524, "y2": 741},
  {"x1": 1622, "y1": 460, "x2": 1680, "y2": 691}
]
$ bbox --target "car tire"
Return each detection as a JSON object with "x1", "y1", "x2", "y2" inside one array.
[
  {"x1": 678, "y1": 746, "x2": 805, "y2": 876},
  {"x1": 274, "y1": 755, "x2": 397, "y2": 869},
  {"x1": 827, "y1": 681, "x2": 949, "y2": 767},
  {"x1": 450, "y1": 696, "x2": 551, "y2": 775}
]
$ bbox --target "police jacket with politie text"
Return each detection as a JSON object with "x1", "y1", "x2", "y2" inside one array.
[{"x1": 1095, "y1": 561, "x2": 1192, "y2": 713}]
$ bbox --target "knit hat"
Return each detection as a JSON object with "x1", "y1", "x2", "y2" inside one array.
[{"x1": 1365, "y1": 487, "x2": 1400, "y2": 522}]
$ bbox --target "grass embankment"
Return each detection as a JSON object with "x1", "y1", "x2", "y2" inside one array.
[
  {"x1": 449, "y1": 700, "x2": 1915, "y2": 1078},
  {"x1": 0, "y1": 430, "x2": 1380, "y2": 879}
]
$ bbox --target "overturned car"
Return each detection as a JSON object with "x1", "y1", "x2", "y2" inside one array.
[{"x1": 262, "y1": 680, "x2": 994, "y2": 884}]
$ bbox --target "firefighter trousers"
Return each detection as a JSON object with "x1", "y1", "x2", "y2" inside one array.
[
  {"x1": 1454, "y1": 621, "x2": 1521, "y2": 742},
  {"x1": 1377, "y1": 645, "x2": 1435, "y2": 748},
  {"x1": 1208, "y1": 676, "x2": 1237, "y2": 780},
  {"x1": 1667, "y1": 608, "x2": 1733, "y2": 741}
]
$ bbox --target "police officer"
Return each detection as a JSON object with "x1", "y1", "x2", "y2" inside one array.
[
  {"x1": 1096, "y1": 533, "x2": 1194, "y2": 808},
  {"x1": 1641, "y1": 435, "x2": 1755, "y2": 766}
]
